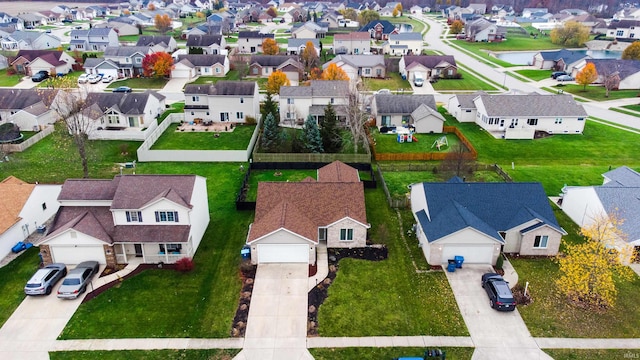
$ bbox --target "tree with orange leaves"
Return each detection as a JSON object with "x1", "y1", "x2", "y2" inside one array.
[
  {"x1": 142, "y1": 52, "x2": 174, "y2": 78},
  {"x1": 266, "y1": 70, "x2": 290, "y2": 94},
  {"x1": 576, "y1": 62, "x2": 598, "y2": 91},
  {"x1": 309, "y1": 67, "x2": 323, "y2": 80},
  {"x1": 262, "y1": 38, "x2": 279, "y2": 55},
  {"x1": 322, "y1": 63, "x2": 349, "y2": 81},
  {"x1": 154, "y1": 14, "x2": 172, "y2": 34}
]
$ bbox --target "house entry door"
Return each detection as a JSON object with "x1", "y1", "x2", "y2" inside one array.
[{"x1": 134, "y1": 244, "x2": 143, "y2": 257}]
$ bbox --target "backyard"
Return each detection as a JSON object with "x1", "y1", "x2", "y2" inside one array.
[
  {"x1": 107, "y1": 77, "x2": 169, "y2": 90},
  {"x1": 184, "y1": 71, "x2": 268, "y2": 90},
  {"x1": 150, "y1": 123, "x2": 257, "y2": 150},
  {"x1": 244, "y1": 169, "x2": 317, "y2": 201},
  {"x1": 0, "y1": 69, "x2": 24, "y2": 87},
  {"x1": 371, "y1": 128, "x2": 463, "y2": 154}
]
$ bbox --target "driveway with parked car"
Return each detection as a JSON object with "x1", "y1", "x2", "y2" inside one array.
[{"x1": 445, "y1": 265, "x2": 552, "y2": 360}]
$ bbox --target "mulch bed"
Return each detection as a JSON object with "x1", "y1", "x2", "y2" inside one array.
[
  {"x1": 231, "y1": 262, "x2": 256, "y2": 337},
  {"x1": 307, "y1": 246, "x2": 388, "y2": 336},
  {"x1": 83, "y1": 263, "x2": 175, "y2": 303}
]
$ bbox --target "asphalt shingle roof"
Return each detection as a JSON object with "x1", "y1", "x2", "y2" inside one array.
[
  {"x1": 186, "y1": 34, "x2": 222, "y2": 47},
  {"x1": 279, "y1": 80, "x2": 349, "y2": 97},
  {"x1": 83, "y1": 91, "x2": 165, "y2": 116},
  {"x1": 184, "y1": 81, "x2": 256, "y2": 96},
  {"x1": 374, "y1": 94, "x2": 437, "y2": 114},
  {"x1": 250, "y1": 55, "x2": 297, "y2": 67},
  {"x1": 177, "y1": 54, "x2": 226, "y2": 67},
  {"x1": 475, "y1": 94, "x2": 588, "y2": 117}
]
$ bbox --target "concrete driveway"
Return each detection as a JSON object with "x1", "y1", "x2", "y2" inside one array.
[
  {"x1": 0, "y1": 279, "x2": 87, "y2": 360},
  {"x1": 234, "y1": 263, "x2": 313, "y2": 360},
  {"x1": 445, "y1": 265, "x2": 552, "y2": 360}
]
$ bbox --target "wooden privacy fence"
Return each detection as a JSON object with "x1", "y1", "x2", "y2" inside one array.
[{"x1": 370, "y1": 126, "x2": 478, "y2": 162}]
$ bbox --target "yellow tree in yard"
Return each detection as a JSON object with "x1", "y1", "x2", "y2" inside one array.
[
  {"x1": 266, "y1": 70, "x2": 290, "y2": 94},
  {"x1": 322, "y1": 63, "x2": 349, "y2": 81},
  {"x1": 262, "y1": 38, "x2": 279, "y2": 55},
  {"x1": 550, "y1": 21, "x2": 589, "y2": 47},
  {"x1": 556, "y1": 213, "x2": 635, "y2": 310},
  {"x1": 450, "y1": 20, "x2": 464, "y2": 34},
  {"x1": 576, "y1": 62, "x2": 598, "y2": 91}
]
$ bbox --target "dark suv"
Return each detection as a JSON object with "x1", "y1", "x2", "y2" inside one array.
[
  {"x1": 481, "y1": 273, "x2": 516, "y2": 311},
  {"x1": 551, "y1": 71, "x2": 567, "y2": 79},
  {"x1": 31, "y1": 70, "x2": 49, "y2": 82}
]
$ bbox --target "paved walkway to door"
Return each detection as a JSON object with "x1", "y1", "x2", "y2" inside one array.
[
  {"x1": 445, "y1": 265, "x2": 553, "y2": 360},
  {"x1": 233, "y1": 263, "x2": 313, "y2": 360}
]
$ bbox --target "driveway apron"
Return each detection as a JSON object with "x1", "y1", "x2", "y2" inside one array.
[
  {"x1": 234, "y1": 263, "x2": 313, "y2": 360},
  {"x1": 445, "y1": 265, "x2": 553, "y2": 360}
]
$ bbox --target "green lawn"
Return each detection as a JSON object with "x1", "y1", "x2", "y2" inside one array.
[
  {"x1": 0, "y1": 69, "x2": 24, "y2": 87},
  {"x1": 622, "y1": 104, "x2": 640, "y2": 112},
  {"x1": 515, "y1": 69, "x2": 552, "y2": 81},
  {"x1": 59, "y1": 162, "x2": 251, "y2": 339},
  {"x1": 371, "y1": 128, "x2": 462, "y2": 153},
  {"x1": 552, "y1": 84, "x2": 640, "y2": 101},
  {"x1": 150, "y1": 124, "x2": 256, "y2": 150},
  {"x1": 245, "y1": 169, "x2": 317, "y2": 201},
  {"x1": 381, "y1": 168, "x2": 505, "y2": 198},
  {"x1": 431, "y1": 69, "x2": 498, "y2": 91},
  {"x1": 363, "y1": 73, "x2": 412, "y2": 91},
  {"x1": 543, "y1": 349, "x2": 640, "y2": 360},
  {"x1": 50, "y1": 349, "x2": 240, "y2": 360},
  {"x1": 106, "y1": 77, "x2": 169, "y2": 89},
  {"x1": 185, "y1": 71, "x2": 267, "y2": 90},
  {"x1": 39, "y1": 71, "x2": 85, "y2": 89},
  {"x1": 0, "y1": 248, "x2": 41, "y2": 328},
  {"x1": 118, "y1": 35, "x2": 140, "y2": 42},
  {"x1": 316, "y1": 186, "x2": 468, "y2": 336},
  {"x1": 609, "y1": 107, "x2": 640, "y2": 117},
  {"x1": 159, "y1": 102, "x2": 185, "y2": 121},
  {"x1": 309, "y1": 347, "x2": 474, "y2": 360}
]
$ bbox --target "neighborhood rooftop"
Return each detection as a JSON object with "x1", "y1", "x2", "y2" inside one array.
[{"x1": 477, "y1": 94, "x2": 588, "y2": 117}]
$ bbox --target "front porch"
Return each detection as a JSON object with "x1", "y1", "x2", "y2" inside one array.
[{"x1": 114, "y1": 242, "x2": 193, "y2": 265}]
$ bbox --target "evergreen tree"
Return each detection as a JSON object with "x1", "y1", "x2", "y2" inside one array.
[
  {"x1": 320, "y1": 102, "x2": 342, "y2": 153},
  {"x1": 261, "y1": 113, "x2": 282, "y2": 152},
  {"x1": 261, "y1": 93, "x2": 279, "y2": 122},
  {"x1": 303, "y1": 115, "x2": 324, "y2": 153}
]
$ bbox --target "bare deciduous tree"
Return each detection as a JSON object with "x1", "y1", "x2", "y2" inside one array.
[
  {"x1": 344, "y1": 83, "x2": 370, "y2": 154},
  {"x1": 439, "y1": 144, "x2": 476, "y2": 178}
]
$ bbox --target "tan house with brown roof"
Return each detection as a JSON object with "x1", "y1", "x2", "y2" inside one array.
[
  {"x1": 246, "y1": 161, "x2": 370, "y2": 264},
  {"x1": 38, "y1": 175, "x2": 209, "y2": 267},
  {"x1": 0, "y1": 176, "x2": 61, "y2": 260}
]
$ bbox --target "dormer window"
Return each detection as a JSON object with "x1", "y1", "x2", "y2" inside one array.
[{"x1": 126, "y1": 211, "x2": 142, "y2": 222}]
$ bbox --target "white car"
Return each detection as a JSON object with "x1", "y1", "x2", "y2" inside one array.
[
  {"x1": 87, "y1": 74, "x2": 102, "y2": 84},
  {"x1": 77, "y1": 74, "x2": 89, "y2": 84},
  {"x1": 102, "y1": 75, "x2": 114, "y2": 83}
]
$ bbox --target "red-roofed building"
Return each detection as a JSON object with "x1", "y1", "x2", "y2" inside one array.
[
  {"x1": 11, "y1": 50, "x2": 75, "y2": 76},
  {"x1": 246, "y1": 161, "x2": 369, "y2": 264}
]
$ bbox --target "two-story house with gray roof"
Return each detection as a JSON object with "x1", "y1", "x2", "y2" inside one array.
[
  {"x1": 382, "y1": 32, "x2": 424, "y2": 55},
  {"x1": 183, "y1": 81, "x2": 260, "y2": 124},
  {"x1": 0, "y1": 30, "x2": 61, "y2": 51},
  {"x1": 186, "y1": 34, "x2": 226, "y2": 55},
  {"x1": 69, "y1": 28, "x2": 118, "y2": 52},
  {"x1": 279, "y1": 80, "x2": 349, "y2": 125},
  {"x1": 371, "y1": 94, "x2": 444, "y2": 133},
  {"x1": 136, "y1": 35, "x2": 177, "y2": 53},
  {"x1": 287, "y1": 38, "x2": 320, "y2": 56},
  {"x1": 237, "y1": 31, "x2": 275, "y2": 53},
  {"x1": 470, "y1": 93, "x2": 588, "y2": 139},
  {"x1": 83, "y1": 46, "x2": 154, "y2": 78},
  {"x1": 81, "y1": 91, "x2": 166, "y2": 140},
  {"x1": 411, "y1": 177, "x2": 567, "y2": 265},
  {"x1": 171, "y1": 54, "x2": 230, "y2": 79},
  {"x1": 464, "y1": 18, "x2": 505, "y2": 42},
  {"x1": 561, "y1": 166, "x2": 640, "y2": 259},
  {"x1": 333, "y1": 32, "x2": 370, "y2": 55},
  {"x1": 38, "y1": 174, "x2": 210, "y2": 268}
]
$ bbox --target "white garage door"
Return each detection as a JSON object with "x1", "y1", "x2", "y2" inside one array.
[
  {"x1": 441, "y1": 244, "x2": 494, "y2": 264},
  {"x1": 96, "y1": 68, "x2": 118, "y2": 79},
  {"x1": 257, "y1": 244, "x2": 309, "y2": 263},
  {"x1": 51, "y1": 246, "x2": 107, "y2": 265},
  {"x1": 172, "y1": 68, "x2": 193, "y2": 79}
]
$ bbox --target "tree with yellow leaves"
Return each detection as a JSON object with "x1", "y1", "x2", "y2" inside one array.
[
  {"x1": 266, "y1": 70, "x2": 290, "y2": 94},
  {"x1": 576, "y1": 62, "x2": 598, "y2": 91},
  {"x1": 154, "y1": 14, "x2": 172, "y2": 34},
  {"x1": 394, "y1": 3, "x2": 403, "y2": 16},
  {"x1": 550, "y1": 21, "x2": 589, "y2": 47},
  {"x1": 322, "y1": 63, "x2": 349, "y2": 81},
  {"x1": 301, "y1": 40, "x2": 319, "y2": 71},
  {"x1": 450, "y1": 20, "x2": 464, "y2": 34},
  {"x1": 556, "y1": 212, "x2": 635, "y2": 309},
  {"x1": 262, "y1": 38, "x2": 279, "y2": 55}
]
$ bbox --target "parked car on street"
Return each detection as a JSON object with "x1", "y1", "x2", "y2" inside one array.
[
  {"x1": 556, "y1": 74, "x2": 573, "y2": 82},
  {"x1": 101, "y1": 74, "x2": 114, "y2": 83},
  {"x1": 24, "y1": 263, "x2": 67, "y2": 296},
  {"x1": 481, "y1": 273, "x2": 516, "y2": 311},
  {"x1": 57, "y1": 261, "x2": 100, "y2": 299},
  {"x1": 87, "y1": 74, "x2": 102, "y2": 84},
  {"x1": 112, "y1": 86, "x2": 132, "y2": 93},
  {"x1": 31, "y1": 70, "x2": 49, "y2": 82}
]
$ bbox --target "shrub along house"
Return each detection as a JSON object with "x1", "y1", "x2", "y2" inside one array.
[
  {"x1": 411, "y1": 177, "x2": 566, "y2": 265},
  {"x1": 246, "y1": 161, "x2": 369, "y2": 264},
  {"x1": 38, "y1": 175, "x2": 210, "y2": 267}
]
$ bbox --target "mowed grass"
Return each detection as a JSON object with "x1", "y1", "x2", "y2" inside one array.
[
  {"x1": 245, "y1": 169, "x2": 317, "y2": 201},
  {"x1": 185, "y1": 71, "x2": 267, "y2": 90},
  {"x1": 381, "y1": 168, "x2": 505, "y2": 198},
  {"x1": 622, "y1": 104, "x2": 640, "y2": 112},
  {"x1": 0, "y1": 248, "x2": 41, "y2": 328},
  {"x1": 363, "y1": 72, "x2": 412, "y2": 91},
  {"x1": 150, "y1": 124, "x2": 256, "y2": 150},
  {"x1": 107, "y1": 77, "x2": 169, "y2": 89},
  {"x1": 309, "y1": 347, "x2": 474, "y2": 360},
  {"x1": 316, "y1": 186, "x2": 468, "y2": 336},
  {"x1": 371, "y1": 128, "x2": 462, "y2": 153},
  {"x1": 59, "y1": 162, "x2": 252, "y2": 339},
  {"x1": 0, "y1": 69, "x2": 24, "y2": 87},
  {"x1": 431, "y1": 69, "x2": 498, "y2": 91},
  {"x1": 552, "y1": 84, "x2": 640, "y2": 101},
  {"x1": 515, "y1": 69, "x2": 552, "y2": 81},
  {"x1": 50, "y1": 349, "x2": 240, "y2": 360},
  {"x1": 543, "y1": 349, "x2": 640, "y2": 360}
]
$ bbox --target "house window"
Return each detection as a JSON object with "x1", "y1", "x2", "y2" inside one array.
[
  {"x1": 555, "y1": 118, "x2": 563, "y2": 124},
  {"x1": 381, "y1": 115, "x2": 391, "y2": 126},
  {"x1": 330, "y1": 98, "x2": 334, "y2": 104},
  {"x1": 533, "y1": 235, "x2": 548, "y2": 248},
  {"x1": 220, "y1": 112, "x2": 229, "y2": 121},
  {"x1": 376, "y1": 68, "x2": 382, "y2": 76},
  {"x1": 252, "y1": 67, "x2": 258, "y2": 75},
  {"x1": 340, "y1": 228, "x2": 353, "y2": 241},
  {"x1": 107, "y1": 110, "x2": 119, "y2": 124},
  {"x1": 215, "y1": 67, "x2": 220, "y2": 73},
  {"x1": 240, "y1": 98, "x2": 244, "y2": 103},
  {"x1": 616, "y1": 30, "x2": 624, "y2": 37},
  {"x1": 527, "y1": 118, "x2": 538, "y2": 125},
  {"x1": 287, "y1": 98, "x2": 294, "y2": 104},
  {"x1": 577, "y1": 117, "x2": 584, "y2": 121},
  {"x1": 236, "y1": 111, "x2": 244, "y2": 119},
  {"x1": 42, "y1": 202, "x2": 47, "y2": 211},
  {"x1": 448, "y1": 69, "x2": 453, "y2": 75},
  {"x1": 364, "y1": 68, "x2": 371, "y2": 75},
  {"x1": 190, "y1": 111, "x2": 194, "y2": 116},
  {"x1": 155, "y1": 211, "x2": 179, "y2": 222},
  {"x1": 204, "y1": 67, "x2": 210, "y2": 73},
  {"x1": 135, "y1": 57, "x2": 142, "y2": 64},
  {"x1": 126, "y1": 211, "x2": 143, "y2": 222},
  {"x1": 286, "y1": 112, "x2": 293, "y2": 119},
  {"x1": 159, "y1": 244, "x2": 182, "y2": 253},
  {"x1": 192, "y1": 96, "x2": 199, "y2": 101}
]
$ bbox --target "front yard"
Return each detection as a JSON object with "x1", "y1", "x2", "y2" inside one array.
[
  {"x1": 0, "y1": 248, "x2": 41, "y2": 328},
  {"x1": 50, "y1": 349, "x2": 240, "y2": 360},
  {"x1": 309, "y1": 347, "x2": 474, "y2": 359},
  {"x1": 150, "y1": 124, "x2": 256, "y2": 150},
  {"x1": 363, "y1": 73, "x2": 412, "y2": 92},
  {"x1": 515, "y1": 69, "x2": 552, "y2": 81},
  {"x1": 0, "y1": 69, "x2": 24, "y2": 87},
  {"x1": 552, "y1": 84, "x2": 640, "y2": 101},
  {"x1": 107, "y1": 77, "x2": 169, "y2": 90},
  {"x1": 431, "y1": 69, "x2": 499, "y2": 91}
]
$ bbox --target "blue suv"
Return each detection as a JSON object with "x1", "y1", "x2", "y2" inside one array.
[{"x1": 481, "y1": 273, "x2": 516, "y2": 311}]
